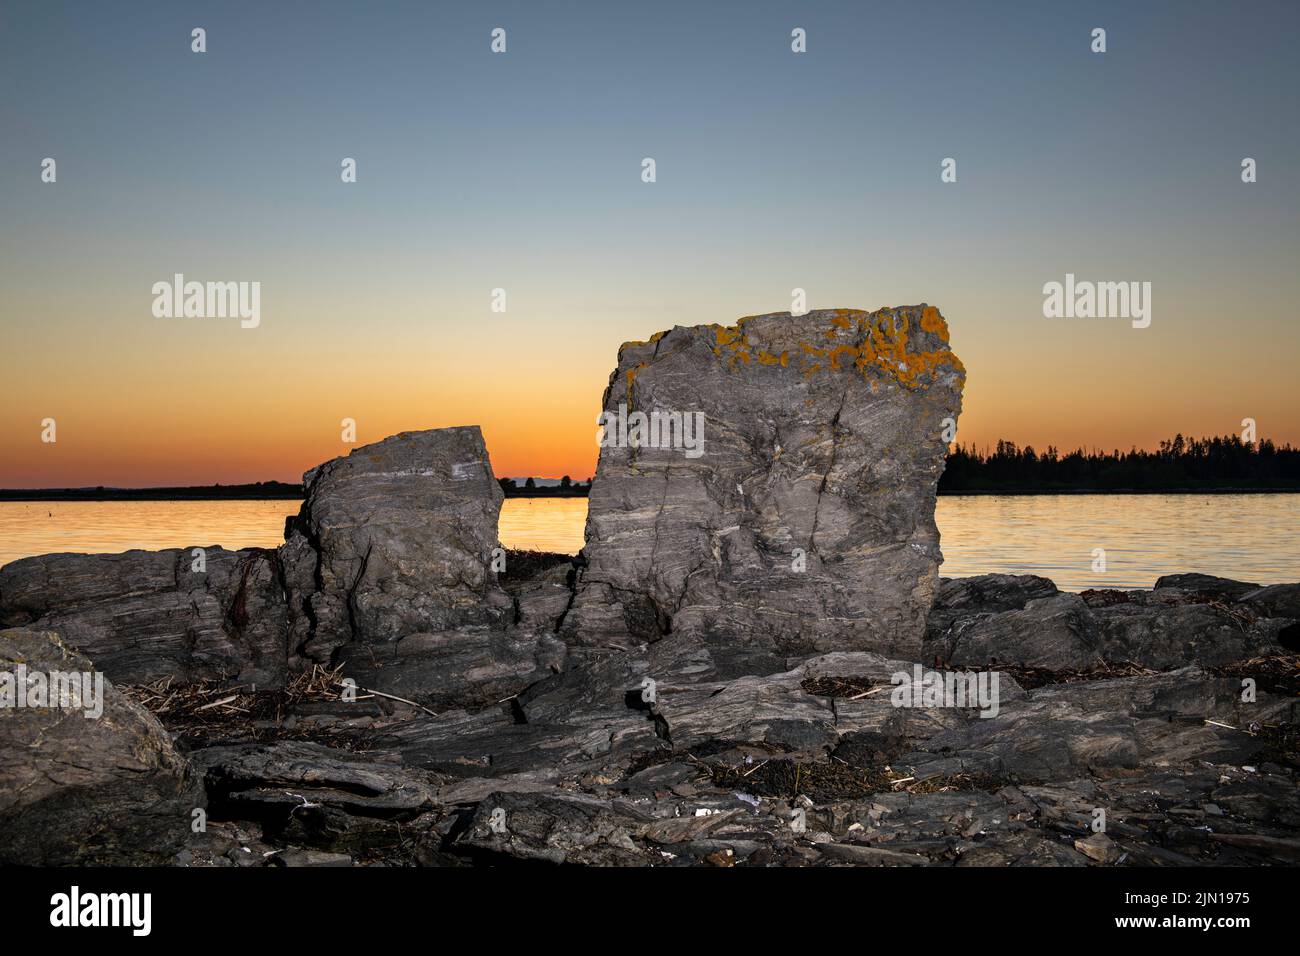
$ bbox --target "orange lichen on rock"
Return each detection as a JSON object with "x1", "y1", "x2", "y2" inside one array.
[
  {"x1": 626, "y1": 362, "x2": 648, "y2": 406},
  {"x1": 828, "y1": 344, "x2": 860, "y2": 370},
  {"x1": 919, "y1": 305, "x2": 949, "y2": 337},
  {"x1": 690, "y1": 307, "x2": 960, "y2": 391},
  {"x1": 714, "y1": 325, "x2": 745, "y2": 348},
  {"x1": 620, "y1": 329, "x2": 668, "y2": 351}
]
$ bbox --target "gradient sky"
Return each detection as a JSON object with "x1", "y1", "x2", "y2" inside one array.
[{"x1": 2, "y1": 0, "x2": 1297, "y2": 486}]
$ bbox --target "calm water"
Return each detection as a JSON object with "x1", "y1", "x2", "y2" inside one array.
[
  {"x1": 0, "y1": 495, "x2": 1295, "y2": 591},
  {"x1": 497, "y1": 497, "x2": 589, "y2": 557},
  {"x1": 0, "y1": 500, "x2": 300, "y2": 565}
]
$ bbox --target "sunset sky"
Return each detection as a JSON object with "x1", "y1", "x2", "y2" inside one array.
[{"x1": 2, "y1": 1, "x2": 1297, "y2": 487}]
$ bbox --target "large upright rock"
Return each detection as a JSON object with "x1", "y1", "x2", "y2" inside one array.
[
  {"x1": 0, "y1": 628, "x2": 204, "y2": 865},
  {"x1": 280, "y1": 427, "x2": 555, "y2": 706},
  {"x1": 566, "y1": 306, "x2": 965, "y2": 658},
  {"x1": 0, "y1": 547, "x2": 288, "y2": 687}
]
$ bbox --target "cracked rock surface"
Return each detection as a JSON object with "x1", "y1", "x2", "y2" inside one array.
[
  {"x1": 157, "y1": 569, "x2": 1298, "y2": 868},
  {"x1": 565, "y1": 307, "x2": 965, "y2": 660},
  {"x1": 188, "y1": 564, "x2": 1300, "y2": 866},
  {"x1": 279, "y1": 426, "x2": 563, "y2": 707},
  {"x1": 281, "y1": 426, "x2": 510, "y2": 661}
]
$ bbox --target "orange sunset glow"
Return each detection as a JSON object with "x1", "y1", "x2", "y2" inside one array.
[{"x1": 2, "y1": 290, "x2": 1296, "y2": 488}]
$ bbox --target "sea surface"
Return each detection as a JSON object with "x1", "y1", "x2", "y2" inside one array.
[{"x1": 0, "y1": 494, "x2": 1295, "y2": 591}]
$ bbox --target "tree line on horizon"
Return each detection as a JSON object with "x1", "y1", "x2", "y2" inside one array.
[
  {"x1": 499, "y1": 475, "x2": 592, "y2": 496},
  {"x1": 938, "y1": 433, "x2": 1300, "y2": 492},
  {"x1": 3, "y1": 435, "x2": 1295, "y2": 500},
  {"x1": 496, "y1": 433, "x2": 1299, "y2": 496}
]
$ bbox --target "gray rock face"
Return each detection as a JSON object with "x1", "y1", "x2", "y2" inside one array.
[
  {"x1": 0, "y1": 628, "x2": 204, "y2": 865},
  {"x1": 359, "y1": 621, "x2": 1300, "y2": 867},
  {"x1": 335, "y1": 627, "x2": 567, "y2": 712},
  {"x1": 192, "y1": 740, "x2": 443, "y2": 853},
  {"x1": 566, "y1": 307, "x2": 965, "y2": 658},
  {"x1": 941, "y1": 593, "x2": 1103, "y2": 671},
  {"x1": 0, "y1": 547, "x2": 288, "y2": 687},
  {"x1": 927, "y1": 573, "x2": 1060, "y2": 647},
  {"x1": 454, "y1": 790, "x2": 657, "y2": 865},
  {"x1": 194, "y1": 740, "x2": 440, "y2": 815},
  {"x1": 1154, "y1": 573, "x2": 1261, "y2": 600},
  {"x1": 1087, "y1": 591, "x2": 1292, "y2": 669},
  {"x1": 925, "y1": 575, "x2": 1292, "y2": 671},
  {"x1": 913, "y1": 666, "x2": 1289, "y2": 781},
  {"x1": 934, "y1": 573, "x2": 1060, "y2": 615},
  {"x1": 279, "y1": 427, "x2": 565, "y2": 708},
  {"x1": 281, "y1": 427, "x2": 512, "y2": 666},
  {"x1": 1241, "y1": 583, "x2": 1300, "y2": 630}
]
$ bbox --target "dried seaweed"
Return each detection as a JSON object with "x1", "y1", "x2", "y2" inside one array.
[{"x1": 121, "y1": 664, "x2": 380, "y2": 750}]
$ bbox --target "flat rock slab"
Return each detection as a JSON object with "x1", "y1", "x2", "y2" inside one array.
[
  {"x1": 192, "y1": 739, "x2": 442, "y2": 817},
  {"x1": 191, "y1": 739, "x2": 445, "y2": 853},
  {"x1": 926, "y1": 574, "x2": 1294, "y2": 671},
  {"x1": 568, "y1": 306, "x2": 965, "y2": 659},
  {"x1": 0, "y1": 547, "x2": 288, "y2": 687}
]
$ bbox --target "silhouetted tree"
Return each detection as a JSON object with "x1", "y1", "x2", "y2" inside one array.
[{"x1": 937, "y1": 434, "x2": 1299, "y2": 492}]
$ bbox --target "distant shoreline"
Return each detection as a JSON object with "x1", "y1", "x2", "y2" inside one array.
[
  {"x1": 0, "y1": 484, "x2": 304, "y2": 502},
  {"x1": 1, "y1": 485, "x2": 1296, "y2": 502},
  {"x1": 502, "y1": 487, "x2": 590, "y2": 499}
]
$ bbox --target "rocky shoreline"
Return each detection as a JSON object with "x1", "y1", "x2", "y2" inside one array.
[{"x1": 2, "y1": 307, "x2": 1297, "y2": 867}]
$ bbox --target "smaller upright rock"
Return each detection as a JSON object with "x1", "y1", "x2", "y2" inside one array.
[
  {"x1": 281, "y1": 427, "x2": 512, "y2": 665},
  {"x1": 279, "y1": 428, "x2": 560, "y2": 709}
]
